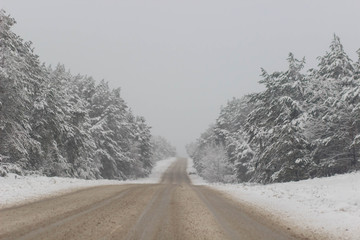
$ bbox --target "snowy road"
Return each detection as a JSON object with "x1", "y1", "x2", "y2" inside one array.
[{"x1": 1, "y1": 158, "x2": 302, "y2": 240}]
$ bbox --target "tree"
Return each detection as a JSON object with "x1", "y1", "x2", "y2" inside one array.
[
  {"x1": 245, "y1": 53, "x2": 311, "y2": 183},
  {"x1": 150, "y1": 135, "x2": 176, "y2": 162},
  {"x1": 133, "y1": 116, "x2": 153, "y2": 177},
  {"x1": 0, "y1": 10, "x2": 42, "y2": 169},
  {"x1": 0, "y1": 10, "x2": 156, "y2": 179},
  {"x1": 214, "y1": 96, "x2": 254, "y2": 182},
  {"x1": 305, "y1": 35, "x2": 358, "y2": 176},
  {"x1": 189, "y1": 35, "x2": 360, "y2": 184},
  {"x1": 187, "y1": 126, "x2": 235, "y2": 183}
]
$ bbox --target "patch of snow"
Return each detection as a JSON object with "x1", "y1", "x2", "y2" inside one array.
[
  {"x1": 0, "y1": 174, "x2": 120, "y2": 209},
  {"x1": 187, "y1": 158, "x2": 360, "y2": 240},
  {"x1": 0, "y1": 157, "x2": 177, "y2": 209}
]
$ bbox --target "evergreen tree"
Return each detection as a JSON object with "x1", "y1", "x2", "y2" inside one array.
[
  {"x1": 0, "y1": 10, "x2": 42, "y2": 168},
  {"x1": 246, "y1": 54, "x2": 311, "y2": 183},
  {"x1": 306, "y1": 35, "x2": 358, "y2": 176},
  {"x1": 215, "y1": 96, "x2": 254, "y2": 182},
  {"x1": 0, "y1": 10, "x2": 156, "y2": 179},
  {"x1": 190, "y1": 35, "x2": 360, "y2": 184},
  {"x1": 134, "y1": 116, "x2": 153, "y2": 177}
]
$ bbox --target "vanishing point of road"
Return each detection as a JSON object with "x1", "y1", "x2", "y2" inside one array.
[{"x1": 0, "y1": 158, "x2": 308, "y2": 240}]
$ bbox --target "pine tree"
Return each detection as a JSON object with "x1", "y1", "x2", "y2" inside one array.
[
  {"x1": 189, "y1": 35, "x2": 360, "y2": 184},
  {"x1": 133, "y1": 116, "x2": 153, "y2": 177},
  {"x1": 245, "y1": 53, "x2": 311, "y2": 183},
  {"x1": 306, "y1": 35, "x2": 357, "y2": 176},
  {"x1": 0, "y1": 10, "x2": 42, "y2": 169},
  {"x1": 215, "y1": 96, "x2": 254, "y2": 182},
  {"x1": 0, "y1": 10, "x2": 156, "y2": 179}
]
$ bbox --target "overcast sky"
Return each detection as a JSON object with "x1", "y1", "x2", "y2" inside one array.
[{"x1": 2, "y1": 0, "x2": 360, "y2": 155}]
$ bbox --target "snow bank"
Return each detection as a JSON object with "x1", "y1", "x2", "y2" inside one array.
[
  {"x1": 187, "y1": 158, "x2": 360, "y2": 240},
  {"x1": 0, "y1": 157, "x2": 177, "y2": 209},
  {"x1": 0, "y1": 174, "x2": 121, "y2": 209}
]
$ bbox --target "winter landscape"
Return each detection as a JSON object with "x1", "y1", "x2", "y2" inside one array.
[{"x1": 1, "y1": 1, "x2": 360, "y2": 240}]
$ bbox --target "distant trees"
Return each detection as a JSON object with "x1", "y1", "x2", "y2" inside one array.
[
  {"x1": 0, "y1": 10, "x2": 175, "y2": 179},
  {"x1": 188, "y1": 34, "x2": 360, "y2": 184},
  {"x1": 150, "y1": 135, "x2": 176, "y2": 162},
  {"x1": 186, "y1": 126, "x2": 235, "y2": 183}
]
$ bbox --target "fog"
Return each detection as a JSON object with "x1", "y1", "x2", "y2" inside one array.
[{"x1": 2, "y1": 0, "x2": 360, "y2": 155}]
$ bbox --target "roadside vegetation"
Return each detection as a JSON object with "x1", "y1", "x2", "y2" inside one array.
[
  {"x1": 0, "y1": 10, "x2": 176, "y2": 179},
  {"x1": 188, "y1": 35, "x2": 360, "y2": 183}
]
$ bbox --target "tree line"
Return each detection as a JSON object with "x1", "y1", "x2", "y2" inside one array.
[
  {"x1": 187, "y1": 35, "x2": 360, "y2": 184},
  {"x1": 0, "y1": 10, "x2": 176, "y2": 179}
]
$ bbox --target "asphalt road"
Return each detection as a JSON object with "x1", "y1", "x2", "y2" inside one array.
[{"x1": 0, "y1": 158, "x2": 305, "y2": 240}]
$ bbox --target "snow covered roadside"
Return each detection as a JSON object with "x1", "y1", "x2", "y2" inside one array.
[
  {"x1": 0, "y1": 157, "x2": 177, "y2": 209},
  {"x1": 187, "y1": 158, "x2": 360, "y2": 240}
]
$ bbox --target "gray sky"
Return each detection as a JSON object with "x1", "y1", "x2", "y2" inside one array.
[{"x1": 2, "y1": 0, "x2": 360, "y2": 156}]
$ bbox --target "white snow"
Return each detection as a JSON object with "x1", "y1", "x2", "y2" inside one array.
[
  {"x1": 2, "y1": 157, "x2": 359, "y2": 239},
  {"x1": 187, "y1": 158, "x2": 360, "y2": 240},
  {"x1": 0, "y1": 157, "x2": 177, "y2": 209}
]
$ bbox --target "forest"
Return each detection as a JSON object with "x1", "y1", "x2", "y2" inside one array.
[
  {"x1": 2, "y1": 9, "x2": 360, "y2": 184},
  {"x1": 188, "y1": 35, "x2": 360, "y2": 184},
  {"x1": 0, "y1": 10, "x2": 176, "y2": 179}
]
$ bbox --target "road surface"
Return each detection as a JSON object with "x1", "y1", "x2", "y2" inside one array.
[{"x1": 0, "y1": 158, "x2": 304, "y2": 240}]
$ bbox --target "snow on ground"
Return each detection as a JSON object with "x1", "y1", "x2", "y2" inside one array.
[
  {"x1": 187, "y1": 158, "x2": 360, "y2": 240},
  {"x1": 0, "y1": 157, "x2": 177, "y2": 209}
]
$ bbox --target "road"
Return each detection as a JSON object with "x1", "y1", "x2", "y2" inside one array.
[{"x1": 0, "y1": 158, "x2": 303, "y2": 240}]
